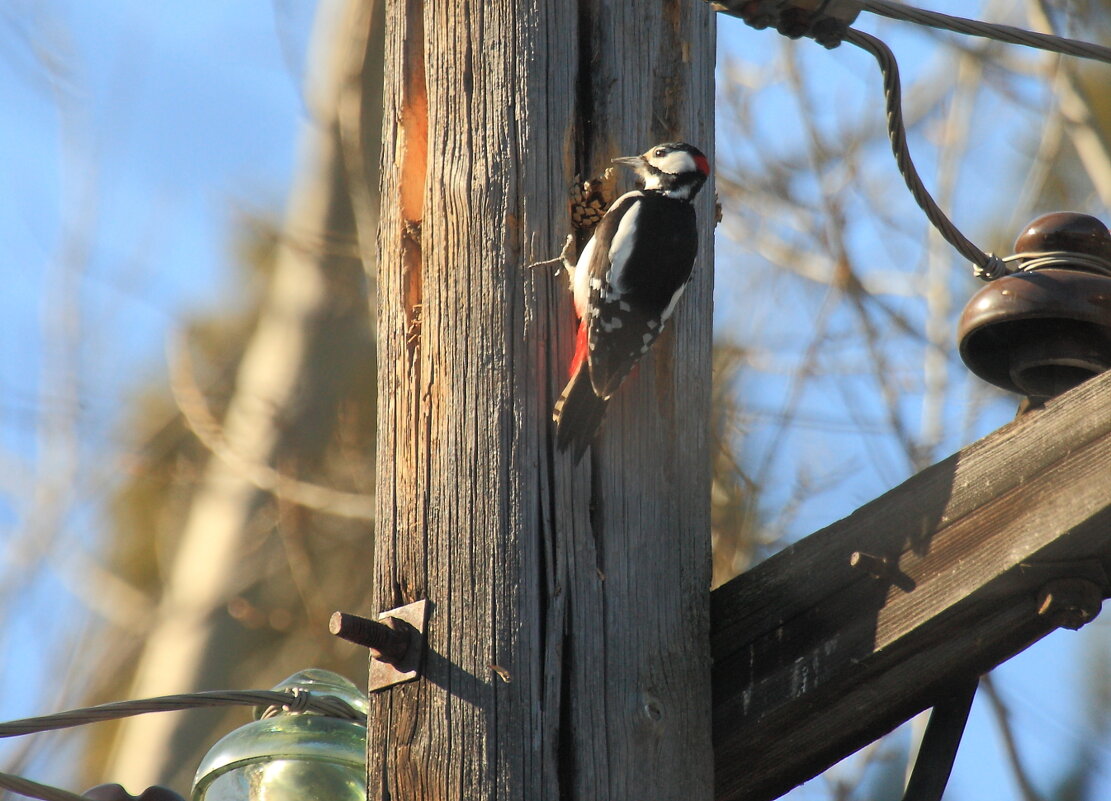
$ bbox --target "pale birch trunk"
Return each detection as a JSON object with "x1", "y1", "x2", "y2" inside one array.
[{"x1": 104, "y1": 0, "x2": 381, "y2": 785}]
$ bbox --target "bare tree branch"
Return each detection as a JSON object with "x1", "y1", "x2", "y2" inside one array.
[
  {"x1": 1027, "y1": 0, "x2": 1111, "y2": 207},
  {"x1": 982, "y1": 674, "x2": 1047, "y2": 801},
  {"x1": 167, "y1": 331, "x2": 375, "y2": 521}
]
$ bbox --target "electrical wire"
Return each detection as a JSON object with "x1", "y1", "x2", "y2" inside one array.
[
  {"x1": 711, "y1": 1, "x2": 1111, "y2": 276},
  {"x1": 712, "y1": 0, "x2": 1111, "y2": 65},
  {"x1": 0, "y1": 771, "x2": 89, "y2": 801},
  {"x1": 860, "y1": 0, "x2": 1111, "y2": 65},
  {"x1": 843, "y1": 28, "x2": 1008, "y2": 280},
  {"x1": 0, "y1": 689, "x2": 363, "y2": 801},
  {"x1": 1003, "y1": 250, "x2": 1111, "y2": 276},
  {"x1": 0, "y1": 688, "x2": 362, "y2": 738}
]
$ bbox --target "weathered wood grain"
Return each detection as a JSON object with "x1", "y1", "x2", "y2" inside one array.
[
  {"x1": 371, "y1": 1, "x2": 716, "y2": 799},
  {"x1": 711, "y1": 368, "x2": 1111, "y2": 801}
]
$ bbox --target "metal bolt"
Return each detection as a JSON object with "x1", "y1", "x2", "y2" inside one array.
[
  {"x1": 1036, "y1": 578, "x2": 1104, "y2": 630},
  {"x1": 329, "y1": 611, "x2": 411, "y2": 664},
  {"x1": 850, "y1": 551, "x2": 917, "y2": 592},
  {"x1": 849, "y1": 551, "x2": 891, "y2": 579}
]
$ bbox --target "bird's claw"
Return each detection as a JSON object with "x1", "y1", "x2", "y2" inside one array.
[{"x1": 528, "y1": 234, "x2": 577, "y2": 276}]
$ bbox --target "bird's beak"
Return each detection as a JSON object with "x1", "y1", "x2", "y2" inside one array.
[{"x1": 612, "y1": 155, "x2": 646, "y2": 168}]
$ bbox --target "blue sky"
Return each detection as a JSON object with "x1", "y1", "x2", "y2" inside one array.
[
  {"x1": 1, "y1": 0, "x2": 312, "y2": 442},
  {"x1": 0, "y1": 0, "x2": 314, "y2": 775},
  {"x1": 2, "y1": 1, "x2": 1109, "y2": 798}
]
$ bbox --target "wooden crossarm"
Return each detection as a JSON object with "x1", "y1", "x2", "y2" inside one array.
[{"x1": 711, "y1": 368, "x2": 1111, "y2": 801}]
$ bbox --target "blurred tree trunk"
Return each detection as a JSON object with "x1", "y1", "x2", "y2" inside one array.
[
  {"x1": 103, "y1": 0, "x2": 383, "y2": 787},
  {"x1": 370, "y1": 1, "x2": 715, "y2": 799}
]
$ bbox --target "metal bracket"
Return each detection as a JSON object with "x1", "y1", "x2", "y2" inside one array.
[{"x1": 368, "y1": 599, "x2": 430, "y2": 692}]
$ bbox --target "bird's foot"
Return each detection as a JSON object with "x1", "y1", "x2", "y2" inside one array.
[{"x1": 528, "y1": 233, "x2": 576, "y2": 278}]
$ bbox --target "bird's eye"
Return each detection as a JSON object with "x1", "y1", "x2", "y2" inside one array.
[{"x1": 654, "y1": 148, "x2": 666, "y2": 157}]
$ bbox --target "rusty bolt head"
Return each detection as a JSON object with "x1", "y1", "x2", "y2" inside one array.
[
  {"x1": 1036, "y1": 578, "x2": 1104, "y2": 630},
  {"x1": 329, "y1": 611, "x2": 411, "y2": 664},
  {"x1": 849, "y1": 551, "x2": 891, "y2": 580}
]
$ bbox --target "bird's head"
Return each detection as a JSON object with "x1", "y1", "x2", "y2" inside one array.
[{"x1": 612, "y1": 142, "x2": 710, "y2": 200}]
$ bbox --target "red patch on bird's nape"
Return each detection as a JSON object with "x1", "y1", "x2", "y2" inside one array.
[
  {"x1": 569, "y1": 320, "x2": 589, "y2": 378},
  {"x1": 694, "y1": 154, "x2": 711, "y2": 176}
]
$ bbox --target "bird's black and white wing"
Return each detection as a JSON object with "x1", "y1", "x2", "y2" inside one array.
[{"x1": 581, "y1": 193, "x2": 699, "y2": 399}]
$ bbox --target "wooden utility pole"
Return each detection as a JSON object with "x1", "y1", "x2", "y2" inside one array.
[{"x1": 370, "y1": 1, "x2": 715, "y2": 799}]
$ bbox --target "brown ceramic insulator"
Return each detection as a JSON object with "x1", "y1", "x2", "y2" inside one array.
[
  {"x1": 958, "y1": 269, "x2": 1111, "y2": 399},
  {"x1": 1013, "y1": 211, "x2": 1111, "y2": 260},
  {"x1": 958, "y1": 212, "x2": 1111, "y2": 400}
]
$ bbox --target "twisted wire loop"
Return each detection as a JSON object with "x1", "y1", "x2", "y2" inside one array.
[
  {"x1": 260, "y1": 686, "x2": 311, "y2": 719},
  {"x1": 843, "y1": 28, "x2": 1005, "y2": 280},
  {"x1": 971, "y1": 255, "x2": 1010, "y2": 281},
  {"x1": 0, "y1": 689, "x2": 362, "y2": 739},
  {"x1": 0, "y1": 770, "x2": 90, "y2": 801},
  {"x1": 1002, "y1": 250, "x2": 1111, "y2": 277},
  {"x1": 861, "y1": 0, "x2": 1111, "y2": 65}
]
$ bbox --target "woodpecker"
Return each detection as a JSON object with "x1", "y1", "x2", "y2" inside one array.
[{"x1": 553, "y1": 141, "x2": 710, "y2": 462}]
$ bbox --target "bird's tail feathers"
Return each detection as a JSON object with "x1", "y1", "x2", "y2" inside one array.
[{"x1": 553, "y1": 362, "x2": 608, "y2": 464}]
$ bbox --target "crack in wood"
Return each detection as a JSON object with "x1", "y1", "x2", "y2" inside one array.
[{"x1": 400, "y1": 0, "x2": 427, "y2": 363}]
